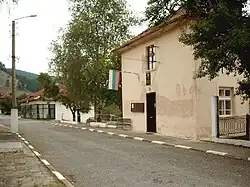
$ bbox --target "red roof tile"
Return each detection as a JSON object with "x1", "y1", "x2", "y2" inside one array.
[{"x1": 20, "y1": 84, "x2": 67, "y2": 103}]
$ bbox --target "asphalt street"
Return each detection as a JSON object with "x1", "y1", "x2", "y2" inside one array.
[{"x1": 1, "y1": 117, "x2": 250, "y2": 187}]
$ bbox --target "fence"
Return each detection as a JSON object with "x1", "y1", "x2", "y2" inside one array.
[
  {"x1": 218, "y1": 115, "x2": 250, "y2": 139},
  {"x1": 95, "y1": 114, "x2": 120, "y2": 122},
  {"x1": 86, "y1": 114, "x2": 132, "y2": 130}
]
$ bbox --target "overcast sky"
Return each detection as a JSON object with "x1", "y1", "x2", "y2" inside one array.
[{"x1": 0, "y1": 0, "x2": 148, "y2": 74}]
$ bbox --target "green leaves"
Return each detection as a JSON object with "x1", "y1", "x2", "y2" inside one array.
[
  {"x1": 145, "y1": 0, "x2": 250, "y2": 98},
  {"x1": 144, "y1": 0, "x2": 184, "y2": 27},
  {"x1": 37, "y1": 73, "x2": 52, "y2": 90},
  {"x1": 49, "y1": 0, "x2": 136, "y2": 114},
  {"x1": 36, "y1": 73, "x2": 59, "y2": 99}
]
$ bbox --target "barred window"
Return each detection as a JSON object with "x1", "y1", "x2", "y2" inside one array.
[
  {"x1": 147, "y1": 45, "x2": 156, "y2": 70},
  {"x1": 219, "y1": 88, "x2": 233, "y2": 117}
]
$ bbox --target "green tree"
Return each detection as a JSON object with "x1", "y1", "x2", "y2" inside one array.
[
  {"x1": 0, "y1": 97, "x2": 12, "y2": 114},
  {"x1": 0, "y1": 94, "x2": 27, "y2": 114},
  {"x1": 37, "y1": 72, "x2": 52, "y2": 90},
  {"x1": 145, "y1": 0, "x2": 250, "y2": 99},
  {"x1": 50, "y1": 0, "x2": 136, "y2": 119},
  {"x1": 144, "y1": 0, "x2": 183, "y2": 27}
]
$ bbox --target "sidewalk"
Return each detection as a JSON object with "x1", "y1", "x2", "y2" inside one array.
[
  {"x1": 0, "y1": 125, "x2": 64, "y2": 187},
  {"x1": 53, "y1": 122, "x2": 250, "y2": 161}
]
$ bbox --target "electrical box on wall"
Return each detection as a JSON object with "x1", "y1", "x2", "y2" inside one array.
[{"x1": 131, "y1": 103, "x2": 144, "y2": 113}]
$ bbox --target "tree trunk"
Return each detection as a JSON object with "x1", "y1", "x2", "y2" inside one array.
[
  {"x1": 77, "y1": 109, "x2": 81, "y2": 123},
  {"x1": 72, "y1": 111, "x2": 76, "y2": 121},
  {"x1": 94, "y1": 99, "x2": 99, "y2": 121},
  {"x1": 97, "y1": 106, "x2": 102, "y2": 122}
]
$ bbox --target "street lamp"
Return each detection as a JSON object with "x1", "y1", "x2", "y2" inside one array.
[{"x1": 11, "y1": 14, "x2": 37, "y2": 133}]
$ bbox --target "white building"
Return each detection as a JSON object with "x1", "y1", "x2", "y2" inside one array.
[{"x1": 20, "y1": 89, "x2": 94, "y2": 123}]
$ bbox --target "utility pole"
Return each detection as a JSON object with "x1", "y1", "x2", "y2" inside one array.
[
  {"x1": 12, "y1": 20, "x2": 16, "y2": 108},
  {"x1": 11, "y1": 20, "x2": 18, "y2": 133},
  {"x1": 10, "y1": 15, "x2": 37, "y2": 133}
]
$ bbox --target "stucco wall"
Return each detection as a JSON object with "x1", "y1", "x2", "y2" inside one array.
[
  {"x1": 153, "y1": 25, "x2": 197, "y2": 139},
  {"x1": 55, "y1": 102, "x2": 72, "y2": 121},
  {"x1": 196, "y1": 73, "x2": 249, "y2": 139},
  {"x1": 122, "y1": 24, "x2": 197, "y2": 138},
  {"x1": 122, "y1": 22, "x2": 249, "y2": 139},
  {"x1": 55, "y1": 103, "x2": 94, "y2": 123},
  {"x1": 122, "y1": 41, "x2": 148, "y2": 132}
]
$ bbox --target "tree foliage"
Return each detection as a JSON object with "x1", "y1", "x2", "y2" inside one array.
[
  {"x1": 0, "y1": 93, "x2": 27, "y2": 114},
  {"x1": 144, "y1": 0, "x2": 183, "y2": 27},
  {"x1": 37, "y1": 73, "x2": 52, "y2": 90},
  {"x1": 49, "y1": 0, "x2": 137, "y2": 117},
  {"x1": 0, "y1": 97, "x2": 12, "y2": 114},
  {"x1": 145, "y1": 0, "x2": 250, "y2": 99}
]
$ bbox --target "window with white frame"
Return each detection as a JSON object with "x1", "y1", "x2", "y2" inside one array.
[{"x1": 218, "y1": 87, "x2": 233, "y2": 117}]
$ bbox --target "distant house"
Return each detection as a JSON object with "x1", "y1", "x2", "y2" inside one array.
[
  {"x1": 116, "y1": 9, "x2": 249, "y2": 139},
  {"x1": 20, "y1": 85, "x2": 94, "y2": 122}
]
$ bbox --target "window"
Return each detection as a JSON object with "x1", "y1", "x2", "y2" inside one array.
[
  {"x1": 145, "y1": 45, "x2": 156, "y2": 86},
  {"x1": 49, "y1": 104, "x2": 55, "y2": 119},
  {"x1": 147, "y1": 45, "x2": 156, "y2": 70},
  {"x1": 219, "y1": 88, "x2": 233, "y2": 117}
]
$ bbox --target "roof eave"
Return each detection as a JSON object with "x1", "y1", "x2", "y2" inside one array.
[{"x1": 115, "y1": 15, "x2": 187, "y2": 54}]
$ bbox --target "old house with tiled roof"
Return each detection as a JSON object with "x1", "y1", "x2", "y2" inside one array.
[
  {"x1": 116, "y1": 9, "x2": 249, "y2": 140},
  {"x1": 20, "y1": 84, "x2": 94, "y2": 122}
]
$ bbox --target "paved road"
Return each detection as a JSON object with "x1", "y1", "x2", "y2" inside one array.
[{"x1": 1, "y1": 118, "x2": 250, "y2": 187}]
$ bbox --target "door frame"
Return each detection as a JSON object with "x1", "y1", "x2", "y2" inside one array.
[{"x1": 146, "y1": 92, "x2": 157, "y2": 133}]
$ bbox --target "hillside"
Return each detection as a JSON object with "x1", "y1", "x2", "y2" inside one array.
[
  {"x1": 6, "y1": 69, "x2": 38, "y2": 80},
  {"x1": 6, "y1": 69, "x2": 38, "y2": 92},
  {"x1": 0, "y1": 62, "x2": 38, "y2": 92}
]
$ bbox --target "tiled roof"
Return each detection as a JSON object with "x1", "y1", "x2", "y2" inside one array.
[{"x1": 20, "y1": 84, "x2": 67, "y2": 103}]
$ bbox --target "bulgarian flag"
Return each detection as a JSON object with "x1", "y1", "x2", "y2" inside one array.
[{"x1": 108, "y1": 70, "x2": 120, "y2": 90}]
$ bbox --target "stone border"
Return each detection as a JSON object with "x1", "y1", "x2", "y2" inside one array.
[
  {"x1": 16, "y1": 133, "x2": 74, "y2": 187},
  {"x1": 53, "y1": 122, "x2": 250, "y2": 162}
]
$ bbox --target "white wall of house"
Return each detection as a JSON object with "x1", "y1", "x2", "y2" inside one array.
[
  {"x1": 55, "y1": 102, "x2": 72, "y2": 121},
  {"x1": 196, "y1": 74, "x2": 249, "y2": 139},
  {"x1": 121, "y1": 20, "x2": 249, "y2": 139},
  {"x1": 55, "y1": 102, "x2": 94, "y2": 123},
  {"x1": 21, "y1": 100, "x2": 94, "y2": 123}
]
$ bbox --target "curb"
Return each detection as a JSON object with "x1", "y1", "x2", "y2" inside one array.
[
  {"x1": 53, "y1": 122, "x2": 250, "y2": 162},
  {"x1": 16, "y1": 133, "x2": 74, "y2": 187}
]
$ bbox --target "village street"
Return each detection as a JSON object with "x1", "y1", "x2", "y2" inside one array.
[{"x1": 1, "y1": 117, "x2": 250, "y2": 187}]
